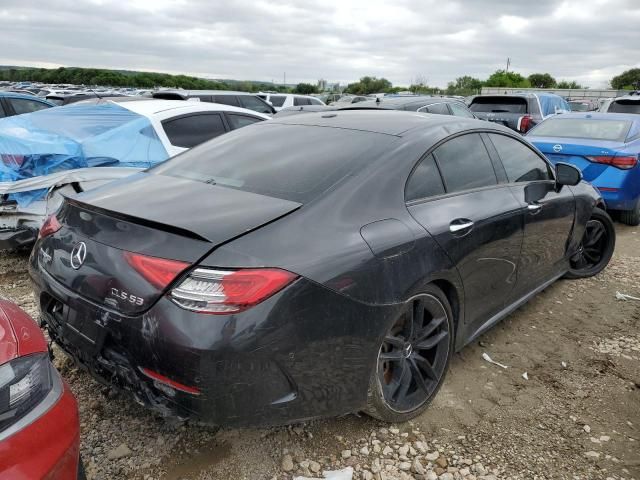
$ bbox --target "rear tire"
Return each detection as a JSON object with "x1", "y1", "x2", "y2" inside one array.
[
  {"x1": 618, "y1": 199, "x2": 640, "y2": 226},
  {"x1": 565, "y1": 207, "x2": 615, "y2": 279},
  {"x1": 364, "y1": 285, "x2": 454, "y2": 423}
]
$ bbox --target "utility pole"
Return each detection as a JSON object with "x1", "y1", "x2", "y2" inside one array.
[
  {"x1": 506, "y1": 58, "x2": 511, "y2": 72},
  {"x1": 283, "y1": 72, "x2": 286, "y2": 87}
]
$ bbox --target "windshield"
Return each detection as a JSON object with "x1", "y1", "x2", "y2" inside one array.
[
  {"x1": 608, "y1": 100, "x2": 640, "y2": 114},
  {"x1": 529, "y1": 118, "x2": 632, "y2": 142},
  {"x1": 470, "y1": 97, "x2": 527, "y2": 114},
  {"x1": 151, "y1": 123, "x2": 392, "y2": 203}
]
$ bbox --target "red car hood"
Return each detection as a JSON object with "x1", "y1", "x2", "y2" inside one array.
[{"x1": 0, "y1": 299, "x2": 46, "y2": 363}]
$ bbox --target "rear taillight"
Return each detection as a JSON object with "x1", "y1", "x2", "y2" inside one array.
[
  {"x1": 518, "y1": 115, "x2": 532, "y2": 133},
  {"x1": 38, "y1": 214, "x2": 62, "y2": 239},
  {"x1": 170, "y1": 268, "x2": 298, "y2": 314},
  {"x1": 124, "y1": 252, "x2": 190, "y2": 290},
  {"x1": 586, "y1": 155, "x2": 638, "y2": 170}
]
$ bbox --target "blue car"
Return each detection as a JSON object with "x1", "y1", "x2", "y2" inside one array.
[
  {"x1": 527, "y1": 112, "x2": 640, "y2": 225},
  {"x1": 0, "y1": 92, "x2": 55, "y2": 118}
]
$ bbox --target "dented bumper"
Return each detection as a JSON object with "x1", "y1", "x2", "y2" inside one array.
[{"x1": 30, "y1": 255, "x2": 395, "y2": 426}]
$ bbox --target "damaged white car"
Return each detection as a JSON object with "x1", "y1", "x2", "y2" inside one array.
[{"x1": 0, "y1": 98, "x2": 269, "y2": 249}]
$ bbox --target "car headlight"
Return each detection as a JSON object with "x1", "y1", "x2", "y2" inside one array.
[{"x1": 0, "y1": 353, "x2": 53, "y2": 432}]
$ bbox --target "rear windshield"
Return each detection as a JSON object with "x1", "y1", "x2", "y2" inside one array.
[
  {"x1": 470, "y1": 97, "x2": 527, "y2": 114},
  {"x1": 528, "y1": 118, "x2": 632, "y2": 142},
  {"x1": 608, "y1": 100, "x2": 640, "y2": 114},
  {"x1": 151, "y1": 123, "x2": 391, "y2": 203},
  {"x1": 569, "y1": 102, "x2": 589, "y2": 112}
]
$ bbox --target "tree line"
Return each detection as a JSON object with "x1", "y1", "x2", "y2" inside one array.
[{"x1": 3, "y1": 66, "x2": 639, "y2": 97}]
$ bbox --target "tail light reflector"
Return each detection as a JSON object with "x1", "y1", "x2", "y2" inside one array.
[
  {"x1": 170, "y1": 268, "x2": 298, "y2": 314},
  {"x1": 139, "y1": 367, "x2": 200, "y2": 396},
  {"x1": 38, "y1": 214, "x2": 62, "y2": 239},
  {"x1": 124, "y1": 252, "x2": 190, "y2": 290},
  {"x1": 518, "y1": 115, "x2": 533, "y2": 133},
  {"x1": 586, "y1": 155, "x2": 638, "y2": 170}
]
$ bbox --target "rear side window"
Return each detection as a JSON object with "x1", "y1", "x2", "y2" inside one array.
[
  {"x1": 470, "y1": 97, "x2": 527, "y2": 114},
  {"x1": 420, "y1": 103, "x2": 450, "y2": 115},
  {"x1": 226, "y1": 114, "x2": 263, "y2": 129},
  {"x1": 433, "y1": 134, "x2": 497, "y2": 193},
  {"x1": 294, "y1": 97, "x2": 312, "y2": 106},
  {"x1": 488, "y1": 134, "x2": 551, "y2": 183},
  {"x1": 212, "y1": 95, "x2": 240, "y2": 107},
  {"x1": 239, "y1": 95, "x2": 273, "y2": 114},
  {"x1": 162, "y1": 113, "x2": 227, "y2": 148},
  {"x1": 608, "y1": 100, "x2": 640, "y2": 114},
  {"x1": 310, "y1": 98, "x2": 323, "y2": 105},
  {"x1": 0, "y1": 102, "x2": 5, "y2": 118},
  {"x1": 9, "y1": 98, "x2": 50, "y2": 115},
  {"x1": 152, "y1": 124, "x2": 391, "y2": 203},
  {"x1": 405, "y1": 154, "x2": 445, "y2": 202},
  {"x1": 449, "y1": 102, "x2": 475, "y2": 118},
  {"x1": 269, "y1": 95, "x2": 286, "y2": 107}
]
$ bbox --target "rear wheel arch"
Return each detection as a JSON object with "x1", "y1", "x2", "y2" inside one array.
[{"x1": 430, "y1": 278, "x2": 461, "y2": 336}]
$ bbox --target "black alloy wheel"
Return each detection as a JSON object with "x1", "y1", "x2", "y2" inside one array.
[
  {"x1": 365, "y1": 286, "x2": 453, "y2": 422},
  {"x1": 566, "y1": 207, "x2": 615, "y2": 279}
]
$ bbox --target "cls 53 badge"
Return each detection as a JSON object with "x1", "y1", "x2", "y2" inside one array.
[{"x1": 110, "y1": 288, "x2": 144, "y2": 306}]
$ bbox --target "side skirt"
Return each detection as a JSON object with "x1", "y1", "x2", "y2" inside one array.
[{"x1": 457, "y1": 272, "x2": 565, "y2": 351}]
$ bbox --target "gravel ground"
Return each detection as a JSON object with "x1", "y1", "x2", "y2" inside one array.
[{"x1": 1, "y1": 224, "x2": 638, "y2": 480}]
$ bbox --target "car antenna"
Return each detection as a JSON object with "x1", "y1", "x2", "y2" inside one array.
[{"x1": 88, "y1": 87, "x2": 103, "y2": 101}]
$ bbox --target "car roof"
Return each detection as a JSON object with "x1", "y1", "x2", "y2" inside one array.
[
  {"x1": 0, "y1": 91, "x2": 53, "y2": 103},
  {"x1": 542, "y1": 112, "x2": 640, "y2": 122},
  {"x1": 611, "y1": 94, "x2": 640, "y2": 101},
  {"x1": 154, "y1": 90, "x2": 254, "y2": 96},
  {"x1": 343, "y1": 96, "x2": 463, "y2": 110},
  {"x1": 267, "y1": 109, "x2": 480, "y2": 136},
  {"x1": 117, "y1": 99, "x2": 269, "y2": 117}
]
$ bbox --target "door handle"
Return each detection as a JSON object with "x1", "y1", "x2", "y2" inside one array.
[
  {"x1": 449, "y1": 220, "x2": 474, "y2": 233},
  {"x1": 527, "y1": 203, "x2": 542, "y2": 213}
]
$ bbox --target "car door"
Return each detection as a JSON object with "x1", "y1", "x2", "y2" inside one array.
[
  {"x1": 160, "y1": 112, "x2": 229, "y2": 155},
  {"x1": 485, "y1": 133, "x2": 575, "y2": 298},
  {"x1": 406, "y1": 133, "x2": 524, "y2": 331}
]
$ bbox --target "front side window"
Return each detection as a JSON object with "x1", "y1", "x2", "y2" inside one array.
[
  {"x1": 488, "y1": 134, "x2": 551, "y2": 183},
  {"x1": 9, "y1": 98, "x2": 50, "y2": 115},
  {"x1": 162, "y1": 113, "x2": 227, "y2": 148},
  {"x1": 226, "y1": 114, "x2": 263, "y2": 129},
  {"x1": 269, "y1": 95, "x2": 286, "y2": 107},
  {"x1": 293, "y1": 97, "x2": 312, "y2": 106},
  {"x1": 239, "y1": 95, "x2": 273, "y2": 114},
  {"x1": 405, "y1": 154, "x2": 445, "y2": 202},
  {"x1": 212, "y1": 95, "x2": 240, "y2": 107},
  {"x1": 433, "y1": 134, "x2": 497, "y2": 193}
]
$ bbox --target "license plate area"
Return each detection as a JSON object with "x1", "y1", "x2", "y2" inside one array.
[{"x1": 43, "y1": 294, "x2": 106, "y2": 356}]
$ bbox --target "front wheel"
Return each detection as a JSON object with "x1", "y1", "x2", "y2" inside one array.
[
  {"x1": 364, "y1": 285, "x2": 454, "y2": 423},
  {"x1": 565, "y1": 207, "x2": 615, "y2": 279}
]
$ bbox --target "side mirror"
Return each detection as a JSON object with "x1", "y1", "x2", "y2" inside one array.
[{"x1": 556, "y1": 162, "x2": 582, "y2": 186}]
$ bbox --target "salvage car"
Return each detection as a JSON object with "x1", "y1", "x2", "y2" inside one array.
[
  {"x1": 0, "y1": 99, "x2": 269, "y2": 249},
  {"x1": 469, "y1": 92, "x2": 570, "y2": 133},
  {"x1": 527, "y1": 112, "x2": 640, "y2": 225},
  {"x1": 0, "y1": 299, "x2": 84, "y2": 479},
  {"x1": 30, "y1": 111, "x2": 615, "y2": 426}
]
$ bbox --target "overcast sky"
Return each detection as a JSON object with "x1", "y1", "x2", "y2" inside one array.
[{"x1": 1, "y1": 0, "x2": 638, "y2": 88}]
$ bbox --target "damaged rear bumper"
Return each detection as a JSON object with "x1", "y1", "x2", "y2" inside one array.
[
  {"x1": 30, "y1": 256, "x2": 393, "y2": 426},
  {"x1": 0, "y1": 227, "x2": 37, "y2": 250}
]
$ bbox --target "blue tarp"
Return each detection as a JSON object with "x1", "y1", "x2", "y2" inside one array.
[
  {"x1": 537, "y1": 92, "x2": 571, "y2": 117},
  {"x1": 0, "y1": 102, "x2": 169, "y2": 205}
]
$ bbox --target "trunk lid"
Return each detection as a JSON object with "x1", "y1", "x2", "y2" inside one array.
[
  {"x1": 529, "y1": 137, "x2": 629, "y2": 182},
  {"x1": 37, "y1": 173, "x2": 301, "y2": 314}
]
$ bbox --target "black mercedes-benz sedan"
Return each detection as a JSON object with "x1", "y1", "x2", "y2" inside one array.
[{"x1": 29, "y1": 111, "x2": 615, "y2": 426}]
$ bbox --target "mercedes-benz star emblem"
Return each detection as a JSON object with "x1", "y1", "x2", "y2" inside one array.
[
  {"x1": 70, "y1": 242, "x2": 87, "y2": 270},
  {"x1": 553, "y1": 144, "x2": 562, "y2": 153}
]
